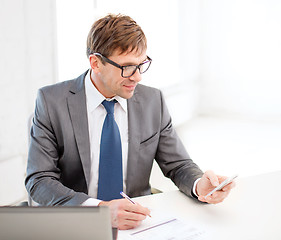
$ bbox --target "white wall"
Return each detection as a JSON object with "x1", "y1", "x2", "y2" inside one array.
[
  {"x1": 169, "y1": 0, "x2": 281, "y2": 184},
  {"x1": 56, "y1": 0, "x2": 95, "y2": 82},
  {"x1": 0, "y1": 0, "x2": 57, "y2": 205},
  {"x1": 197, "y1": 0, "x2": 281, "y2": 119}
]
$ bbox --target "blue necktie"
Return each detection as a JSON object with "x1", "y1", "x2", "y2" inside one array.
[{"x1": 97, "y1": 100, "x2": 123, "y2": 201}]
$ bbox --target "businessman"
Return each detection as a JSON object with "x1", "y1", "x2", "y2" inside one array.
[{"x1": 25, "y1": 14, "x2": 235, "y2": 230}]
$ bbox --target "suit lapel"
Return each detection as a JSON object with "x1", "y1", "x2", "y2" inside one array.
[
  {"x1": 126, "y1": 87, "x2": 142, "y2": 195},
  {"x1": 67, "y1": 71, "x2": 91, "y2": 190}
]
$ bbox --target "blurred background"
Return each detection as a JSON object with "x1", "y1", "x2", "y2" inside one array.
[{"x1": 1, "y1": 0, "x2": 281, "y2": 205}]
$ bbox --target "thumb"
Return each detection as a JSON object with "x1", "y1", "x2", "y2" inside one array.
[{"x1": 205, "y1": 170, "x2": 219, "y2": 187}]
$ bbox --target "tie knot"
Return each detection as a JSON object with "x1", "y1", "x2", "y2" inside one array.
[{"x1": 102, "y1": 100, "x2": 117, "y2": 114}]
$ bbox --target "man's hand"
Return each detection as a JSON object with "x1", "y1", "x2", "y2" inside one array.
[
  {"x1": 196, "y1": 170, "x2": 236, "y2": 204},
  {"x1": 98, "y1": 199, "x2": 151, "y2": 230}
]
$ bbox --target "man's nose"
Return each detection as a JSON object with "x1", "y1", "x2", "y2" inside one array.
[{"x1": 129, "y1": 69, "x2": 142, "y2": 82}]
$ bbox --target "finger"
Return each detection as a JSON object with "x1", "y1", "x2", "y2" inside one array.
[
  {"x1": 117, "y1": 208, "x2": 147, "y2": 230},
  {"x1": 204, "y1": 170, "x2": 219, "y2": 187},
  {"x1": 125, "y1": 202, "x2": 151, "y2": 217},
  {"x1": 198, "y1": 192, "x2": 226, "y2": 203},
  {"x1": 117, "y1": 212, "x2": 143, "y2": 230},
  {"x1": 118, "y1": 202, "x2": 149, "y2": 221},
  {"x1": 118, "y1": 219, "x2": 142, "y2": 230},
  {"x1": 198, "y1": 195, "x2": 208, "y2": 202},
  {"x1": 136, "y1": 206, "x2": 151, "y2": 217},
  {"x1": 125, "y1": 210, "x2": 147, "y2": 221},
  {"x1": 206, "y1": 191, "x2": 229, "y2": 204},
  {"x1": 104, "y1": 199, "x2": 149, "y2": 229},
  {"x1": 222, "y1": 180, "x2": 236, "y2": 192}
]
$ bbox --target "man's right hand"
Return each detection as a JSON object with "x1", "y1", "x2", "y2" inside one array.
[{"x1": 98, "y1": 199, "x2": 151, "y2": 230}]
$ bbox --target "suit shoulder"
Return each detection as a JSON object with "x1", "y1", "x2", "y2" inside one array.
[
  {"x1": 135, "y1": 84, "x2": 162, "y2": 99},
  {"x1": 38, "y1": 71, "x2": 87, "y2": 97},
  {"x1": 39, "y1": 79, "x2": 74, "y2": 95}
]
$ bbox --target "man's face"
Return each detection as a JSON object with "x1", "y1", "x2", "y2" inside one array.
[{"x1": 91, "y1": 50, "x2": 147, "y2": 99}]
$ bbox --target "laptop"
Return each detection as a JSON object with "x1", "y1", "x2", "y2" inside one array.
[{"x1": 0, "y1": 206, "x2": 114, "y2": 240}]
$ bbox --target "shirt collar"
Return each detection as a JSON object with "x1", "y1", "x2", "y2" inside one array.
[{"x1": 85, "y1": 69, "x2": 127, "y2": 113}]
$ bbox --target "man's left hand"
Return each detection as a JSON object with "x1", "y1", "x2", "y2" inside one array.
[{"x1": 196, "y1": 170, "x2": 236, "y2": 204}]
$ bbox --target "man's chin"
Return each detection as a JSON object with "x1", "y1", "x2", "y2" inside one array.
[{"x1": 118, "y1": 88, "x2": 135, "y2": 99}]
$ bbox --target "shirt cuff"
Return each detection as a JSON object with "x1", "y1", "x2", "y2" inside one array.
[
  {"x1": 192, "y1": 178, "x2": 201, "y2": 197},
  {"x1": 81, "y1": 198, "x2": 102, "y2": 206}
]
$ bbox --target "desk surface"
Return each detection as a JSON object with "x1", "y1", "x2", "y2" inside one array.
[{"x1": 125, "y1": 171, "x2": 281, "y2": 239}]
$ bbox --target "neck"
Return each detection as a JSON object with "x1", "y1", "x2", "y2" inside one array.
[{"x1": 90, "y1": 70, "x2": 115, "y2": 98}]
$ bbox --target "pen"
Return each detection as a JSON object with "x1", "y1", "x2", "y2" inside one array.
[
  {"x1": 120, "y1": 191, "x2": 136, "y2": 204},
  {"x1": 120, "y1": 192, "x2": 151, "y2": 217}
]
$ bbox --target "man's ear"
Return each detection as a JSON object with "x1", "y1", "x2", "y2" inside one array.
[{"x1": 89, "y1": 54, "x2": 100, "y2": 73}]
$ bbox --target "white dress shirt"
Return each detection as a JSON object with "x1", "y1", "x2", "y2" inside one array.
[{"x1": 83, "y1": 70, "x2": 128, "y2": 206}]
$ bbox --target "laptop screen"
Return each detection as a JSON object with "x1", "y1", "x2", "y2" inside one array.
[{"x1": 0, "y1": 206, "x2": 113, "y2": 240}]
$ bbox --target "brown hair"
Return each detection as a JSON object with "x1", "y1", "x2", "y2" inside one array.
[{"x1": 86, "y1": 14, "x2": 147, "y2": 58}]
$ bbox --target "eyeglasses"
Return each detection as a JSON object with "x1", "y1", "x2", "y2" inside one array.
[{"x1": 93, "y1": 53, "x2": 152, "y2": 78}]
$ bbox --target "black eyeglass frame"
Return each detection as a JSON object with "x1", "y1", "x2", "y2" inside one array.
[{"x1": 93, "y1": 53, "x2": 152, "y2": 78}]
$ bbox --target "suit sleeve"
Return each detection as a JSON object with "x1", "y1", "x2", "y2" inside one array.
[
  {"x1": 25, "y1": 89, "x2": 90, "y2": 206},
  {"x1": 155, "y1": 90, "x2": 204, "y2": 198}
]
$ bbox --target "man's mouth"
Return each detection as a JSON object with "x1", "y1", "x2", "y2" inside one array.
[{"x1": 124, "y1": 85, "x2": 136, "y2": 90}]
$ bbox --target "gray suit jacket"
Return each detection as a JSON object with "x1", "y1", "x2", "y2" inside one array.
[{"x1": 25, "y1": 70, "x2": 203, "y2": 206}]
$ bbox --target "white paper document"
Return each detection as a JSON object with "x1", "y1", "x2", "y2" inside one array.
[{"x1": 117, "y1": 210, "x2": 210, "y2": 240}]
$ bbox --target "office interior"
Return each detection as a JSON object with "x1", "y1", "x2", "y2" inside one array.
[{"x1": 1, "y1": 0, "x2": 281, "y2": 206}]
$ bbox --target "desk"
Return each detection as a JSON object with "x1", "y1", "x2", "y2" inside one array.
[{"x1": 120, "y1": 171, "x2": 281, "y2": 239}]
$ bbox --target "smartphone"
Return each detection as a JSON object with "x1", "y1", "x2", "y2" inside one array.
[{"x1": 205, "y1": 174, "x2": 238, "y2": 198}]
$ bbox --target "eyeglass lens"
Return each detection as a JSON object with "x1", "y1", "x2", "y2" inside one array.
[{"x1": 122, "y1": 61, "x2": 151, "y2": 78}]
